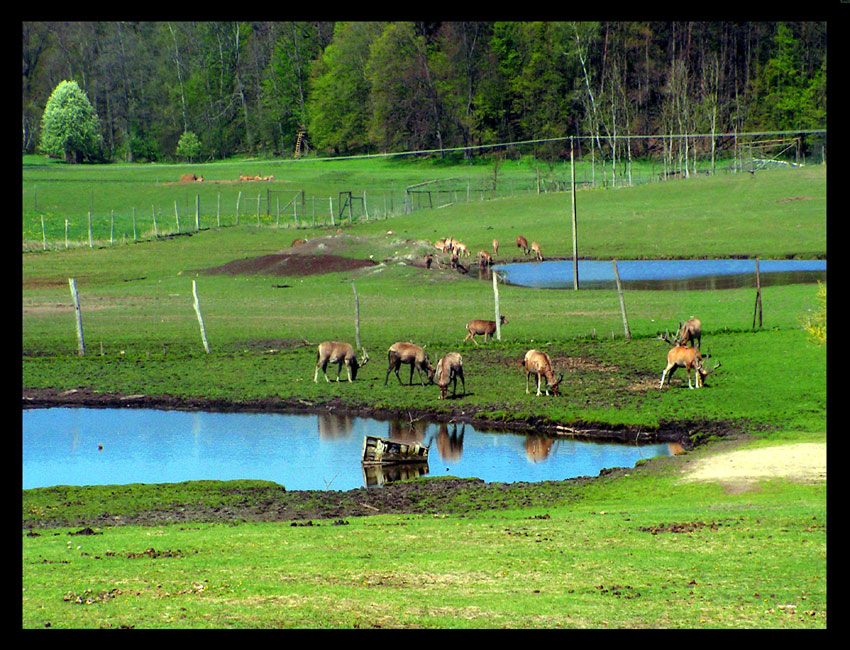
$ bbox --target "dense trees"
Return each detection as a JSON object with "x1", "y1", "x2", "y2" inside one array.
[{"x1": 23, "y1": 21, "x2": 827, "y2": 163}]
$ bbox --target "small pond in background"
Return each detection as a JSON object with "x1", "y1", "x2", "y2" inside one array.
[
  {"x1": 491, "y1": 258, "x2": 826, "y2": 291},
  {"x1": 22, "y1": 408, "x2": 675, "y2": 491}
]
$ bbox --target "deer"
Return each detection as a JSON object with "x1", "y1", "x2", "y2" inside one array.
[
  {"x1": 516, "y1": 235, "x2": 530, "y2": 255},
  {"x1": 523, "y1": 349, "x2": 563, "y2": 396},
  {"x1": 492, "y1": 238, "x2": 499, "y2": 258},
  {"x1": 435, "y1": 352, "x2": 465, "y2": 399},
  {"x1": 676, "y1": 317, "x2": 702, "y2": 350},
  {"x1": 385, "y1": 342, "x2": 435, "y2": 386},
  {"x1": 453, "y1": 241, "x2": 470, "y2": 257},
  {"x1": 477, "y1": 250, "x2": 493, "y2": 267},
  {"x1": 531, "y1": 241, "x2": 543, "y2": 261},
  {"x1": 314, "y1": 342, "x2": 370, "y2": 383},
  {"x1": 657, "y1": 330, "x2": 720, "y2": 389},
  {"x1": 463, "y1": 315, "x2": 507, "y2": 345}
]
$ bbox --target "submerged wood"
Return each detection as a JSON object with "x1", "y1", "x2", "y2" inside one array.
[{"x1": 362, "y1": 435, "x2": 429, "y2": 465}]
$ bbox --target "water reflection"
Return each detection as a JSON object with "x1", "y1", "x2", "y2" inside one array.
[{"x1": 22, "y1": 408, "x2": 674, "y2": 491}]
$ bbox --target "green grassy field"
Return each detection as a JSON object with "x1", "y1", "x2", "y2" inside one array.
[{"x1": 22, "y1": 158, "x2": 826, "y2": 628}]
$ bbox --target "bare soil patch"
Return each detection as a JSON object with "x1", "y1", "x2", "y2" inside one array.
[
  {"x1": 680, "y1": 442, "x2": 826, "y2": 492},
  {"x1": 199, "y1": 252, "x2": 376, "y2": 278}
]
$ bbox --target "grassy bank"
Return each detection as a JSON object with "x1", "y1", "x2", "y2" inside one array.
[{"x1": 22, "y1": 158, "x2": 826, "y2": 628}]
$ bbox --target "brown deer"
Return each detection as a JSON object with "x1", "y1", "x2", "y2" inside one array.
[
  {"x1": 385, "y1": 342, "x2": 435, "y2": 386},
  {"x1": 477, "y1": 250, "x2": 493, "y2": 267},
  {"x1": 523, "y1": 349, "x2": 563, "y2": 396},
  {"x1": 463, "y1": 315, "x2": 507, "y2": 345},
  {"x1": 314, "y1": 342, "x2": 370, "y2": 383},
  {"x1": 657, "y1": 330, "x2": 719, "y2": 389},
  {"x1": 435, "y1": 352, "x2": 465, "y2": 399},
  {"x1": 492, "y1": 238, "x2": 499, "y2": 258},
  {"x1": 516, "y1": 235, "x2": 530, "y2": 255},
  {"x1": 531, "y1": 241, "x2": 543, "y2": 261},
  {"x1": 677, "y1": 317, "x2": 702, "y2": 350},
  {"x1": 453, "y1": 241, "x2": 470, "y2": 257}
]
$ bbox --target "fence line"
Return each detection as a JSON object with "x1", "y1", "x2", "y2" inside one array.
[{"x1": 23, "y1": 130, "x2": 826, "y2": 252}]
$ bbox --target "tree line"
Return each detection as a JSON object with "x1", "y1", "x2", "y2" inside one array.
[{"x1": 22, "y1": 21, "x2": 826, "y2": 164}]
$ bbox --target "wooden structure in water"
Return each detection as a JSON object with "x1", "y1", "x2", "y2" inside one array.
[{"x1": 361, "y1": 436, "x2": 429, "y2": 465}]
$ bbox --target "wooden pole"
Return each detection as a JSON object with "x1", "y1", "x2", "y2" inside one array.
[
  {"x1": 132, "y1": 207, "x2": 137, "y2": 241},
  {"x1": 195, "y1": 194, "x2": 200, "y2": 230},
  {"x1": 571, "y1": 136, "x2": 579, "y2": 290},
  {"x1": 192, "y1": 280, "x2": 210, "y2": 353},
  {"x1": 152, "y1": 205, "x2": 158, "y2": 237},
  {"x1": 65, "y1": 219, "x2": 69, "y2": 249},
  {"x1": 493, "y1": 270, "x2": 502, "y2": 341},
  {"x1": 41, "y1": 216, "x2": 46, "y2": 250},
  {"x1": 612, "y1": 260, "x2": 631, "y2": 341},
  {"x1": 352, "y1": 283, "x2": 361, "y2": 349},
  {"x1": 217, "y1": 193, "x2": 221, "y2": 228},
  {"x1": 753, "y1": 258, "x2": 763, "y2": 329},
  {"x1": 88, "y1": 212, "x2": 93, "y2": 248},
  {"x1": 174, "y1": 200, "x2": 180, "y2": 233},
  {"x1": 69, "y1": 278, "x2": 85, "y2": 356}
]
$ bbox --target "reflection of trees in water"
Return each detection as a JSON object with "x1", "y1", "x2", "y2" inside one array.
[
  {"x1": 388, "y1": 418, "x2": 427, "y2": 442},
  {"x1": 525, "y1": 435, "x2": 555, "y2": 463},
  {"x1": 317, "y1": 412, "x2": 354, "y2": 440},
  {"x1": 432, "y1": 422, "x2": 465, "y2": 462}
]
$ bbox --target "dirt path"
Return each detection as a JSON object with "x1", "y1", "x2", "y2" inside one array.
[{"x1": 680, "y1": 442, "x2": 826, "y2": 491}]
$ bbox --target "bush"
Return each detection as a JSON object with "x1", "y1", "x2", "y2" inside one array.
[
  {"x1": 802, "y1": 281, "x2": 826, "y2": 345},
  {"x1": 176, "y1": 131, "x2": 201, "y2": 162}
]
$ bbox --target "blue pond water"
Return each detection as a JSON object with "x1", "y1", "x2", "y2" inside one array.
[
  {"x1": 22, "y1": 408, "x2": 674, "y2": 491},
  {"x1": 492, "y1": 258, "x2": 826, "y2": 290}
]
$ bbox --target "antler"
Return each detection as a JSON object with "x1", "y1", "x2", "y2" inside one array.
[{"x1": 657, "y1": 329, "x2": 676, "y2": 346}]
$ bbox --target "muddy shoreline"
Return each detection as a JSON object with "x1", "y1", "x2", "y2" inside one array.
[
  {"x1": 22, "y1": 387, "x2": 753, "y2": 529},
  {"x1": 22, "y1": 386, "x2": 744, "y2": 449}
]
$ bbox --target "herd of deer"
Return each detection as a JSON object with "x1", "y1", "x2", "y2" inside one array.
[
  {"x1": 313, "y1": 316, "x2": 719, "y2": 401},
  {"x1": 431, "y1": 234, "x2": 545, "y2": 272},
  {"x1": 312, "y1": 234, "x2": 718, "y2": 398}
]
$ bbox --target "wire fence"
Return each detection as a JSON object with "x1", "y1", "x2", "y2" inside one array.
[{"x1": 23, "y1": 130, "x2": 826, "y2": 252}]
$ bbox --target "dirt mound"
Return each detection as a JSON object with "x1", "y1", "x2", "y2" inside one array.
[{"x1": 200, "y1": 253, "x2": 376, "y2": 278}]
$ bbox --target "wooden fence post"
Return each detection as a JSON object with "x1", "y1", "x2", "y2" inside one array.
[
  {"x1": 69, "y1": 278, "x2": 85, "y2": 356},
  {"x1": 352, "y1": 283, "x2": 361, "y2": 349},
  {"x1": 192, "y1": 280, "x2": 210, "y2": 353},
  {"x1": 493, "y1": 270, "x2": 502, "y2": 341},
  {"x1": 752, "y1": 258, "x2": 763, "y2": 329},
  {"x1": 571, "y1": 136, "x2": 579, "y2": 290},
  {"x1": 612, "y1": 260, "x2": 631, "y2": 341}
]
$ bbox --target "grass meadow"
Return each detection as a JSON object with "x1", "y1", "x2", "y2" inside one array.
[{"x1": 22, "y1": 157, "x2": 827, "y2": 628}]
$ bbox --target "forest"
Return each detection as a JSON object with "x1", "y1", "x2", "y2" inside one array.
[{"x1": 22, "y1": 21, "x2": 826, "y2": 163}]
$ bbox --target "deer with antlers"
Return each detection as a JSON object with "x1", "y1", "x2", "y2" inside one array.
[
  {"x1": 657, "y1": 330, "x2": 720, "y2": 389},
  {"x1": 314, "y1": 342, "x2": 370, "y2": 383},
  {"x1": 523, "y1": 349, "x2": 563, "y2": 396},
  {"x1": 435, "y1": 352, "x2": 465, "y2": 399},
  {"x1": 676, "y1": 317, "x2": 702, "y2": 350}
]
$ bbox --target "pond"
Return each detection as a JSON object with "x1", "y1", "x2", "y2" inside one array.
[
  {"x1": 491, "y1": 258, "x2": 826, "y2": 291},
  {"x1": 21, "y1": 408, "x2": 676, "y2": 491}
]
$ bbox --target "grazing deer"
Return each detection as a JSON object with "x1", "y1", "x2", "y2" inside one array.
[
  {"x1": 453, "y1": 241, "x2": 470, "y2": 257},
  {"x1": 314, "y1": 342, "x2": 370, "y2": 383},
  {"x1": 677, "y1": 318, "x2": 702, "y2": 350},
  {"x1": 531, "y1": 241, "x2": 543, "y2": 261},
  {"x1": 523, "y1": 349, "x2": 563, "y2": 396},
  {"x1": 657, "y1": 330, "x2": 719, "y2": 389},
  {"x1": 516, "y1": 235, "x2": 530, "y2": 255},
  {"x1": 385, "y1": 342, "x2": 435, "y2": 386},
  {"x1": 463, "y1": 315, "x2": 507, "y2": 345},
  {"x1": 492, "y1": 238, "x2": 499, "y2": 258},
  {"x1": 435, "y1": 352, "x2": 465, "y2": 399},
  {"x1": 477, "y1": 250, "x2": 493, "y2": 267}
]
